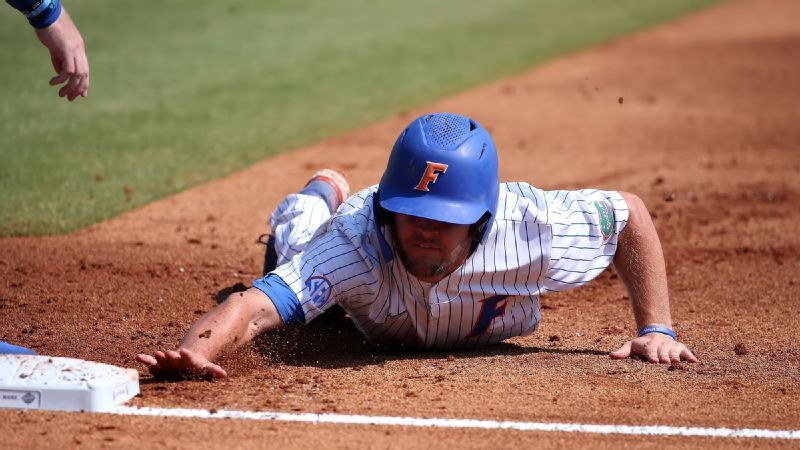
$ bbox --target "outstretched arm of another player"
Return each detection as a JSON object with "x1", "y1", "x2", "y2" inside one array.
[
  {"x1": 610, "y1": 192, "x2": 698, "y2": 364},
  {"x1": 135, "y1": 288, "x2": 283, "y2": 379},
  {"x1": 34, "y1": 7, "x2": 90, "y2": 101}
]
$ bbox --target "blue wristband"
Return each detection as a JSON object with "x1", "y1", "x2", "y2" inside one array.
[
  {"x1": 6, "y1": 0, "x2": 39, "y2": 13},
  {"x1": 6, "y1": 0, "x2": 61, "y2": 29},
  {"x1": 637, "y1": 325, "x2": 676, "y2": 340}
]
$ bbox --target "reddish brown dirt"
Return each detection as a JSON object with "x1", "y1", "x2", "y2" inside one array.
[{"x1": 2, "y1": 0, "x2": 799, "y2": 448}]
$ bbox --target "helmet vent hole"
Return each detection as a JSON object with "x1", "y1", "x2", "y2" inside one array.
[{"x1": 424, "y1": 113, "x2": 472, "y2": 149}]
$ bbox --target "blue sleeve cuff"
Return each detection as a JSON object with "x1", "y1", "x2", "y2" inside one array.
[
  {"x1": 252, "y1": 274, "x2": 305, "y2": 326},
  {"x1": 6, "y1": 0, "x2": 38, "y2": 11},
  {"x1": 7, "y1": 0, "x2": 62, "y2": 29},
  {"x1": 0, "y1": 340, "x2": 38, "y2": 355}
]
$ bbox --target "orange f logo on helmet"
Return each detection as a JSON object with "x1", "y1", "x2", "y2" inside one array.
[{"x1": 415, "y1": 162, "x2": 449, "y2": 191}]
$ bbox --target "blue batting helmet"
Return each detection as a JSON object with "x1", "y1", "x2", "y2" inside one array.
[{"x1": 377, "y1": 113, "x2": 499, "y2": 236}]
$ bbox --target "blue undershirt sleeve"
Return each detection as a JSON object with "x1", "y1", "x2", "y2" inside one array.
[
  {"x1": 7, "y1": 0, "x2": 62, "y2": 29},
  {"x1": 252, "y1": 273, "x2": 305, "y2": 326},
  {"x1": 0, "y1": 340, "x2": 37, "y2": 355}
]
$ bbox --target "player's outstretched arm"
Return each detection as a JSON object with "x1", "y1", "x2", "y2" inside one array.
[
  {"x1": 609, "y1": 192, "x2": 698, "y2": 364},
  {"x1": 136, "y1": 287, "x2": 283, "y2": 379}
]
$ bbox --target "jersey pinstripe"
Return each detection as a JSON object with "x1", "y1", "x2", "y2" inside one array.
[{"x1": 267, "y1": 183, "x2": 629, "y2": 349}]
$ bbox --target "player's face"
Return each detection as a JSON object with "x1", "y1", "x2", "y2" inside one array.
[{"x1": 392, "y1": 213, "x2": 472, "y2": 283}]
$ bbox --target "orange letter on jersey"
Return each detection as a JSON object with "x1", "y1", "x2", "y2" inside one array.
[{"x1": 414, "y1": 162, "x2": 449, "y2": 191}]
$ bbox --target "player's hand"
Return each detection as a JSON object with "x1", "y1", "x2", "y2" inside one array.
[
  {"x1": 610, "y1": 333, "x2": 698, "y2": 364},
  {"x1": 34, "y1": 8, "x2": 89, "y2": 101},
  {"x1": 135, "y1": 348, "x2": 228, "y2": 380}
]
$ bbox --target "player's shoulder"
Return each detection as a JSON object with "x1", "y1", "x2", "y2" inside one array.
[
  {"x1": 329, "y1": 185, "x2": 379, "y2": 231},
  {"x1": 538, "y1": 188, "x2": 628, "y2": 230},
  {"x1": 495, "y1": 182, "x2": 549, "y2": 223},
  {"x1": 542, "y1": 188, "x2": 623, "y2": 211},
  {"x1": 336, "y1": 185, "x2": 378, "y2": 214}
]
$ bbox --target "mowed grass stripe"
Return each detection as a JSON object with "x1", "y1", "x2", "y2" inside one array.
[{"x1": 0, "y1": 0, "x2": 716, "y2": 236}]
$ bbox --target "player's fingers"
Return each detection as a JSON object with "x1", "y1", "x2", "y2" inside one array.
[
  {"x1": 180, "y1": 349, "x2": 223, "y2": 377},
  {"x1": 135, "y1": 354, "x2": 157, "y2": 366},
  {"x1": 76, "y1": 52, "x2": 89, "y2": 97},
  {"x1": 680, "y1": 346, "x2": 699, "y2": 363},
  {"x1": 150, "y1": 351, "x2": 172, "y2": 372},
  {"x1": 152, "y1": 350, "x2": 167, "y2": 362},
  {"x1": 178, "y1": 348, "x2": 205, "y2": 367},
  {"x1": 64, "y1": 76, "x2": 82, "y2": 101},
  {"x1": 77, "y1": 74, "x2": 89, "y2": 98},
  {"x1": 48, "y1": 52, "x2": 68, "y2": 86},
  {"x1": 204, "y1": 363, "x2": 228, "y2": 379},
  {"x1": 58, "y1": 75, "x2": 77, "y2": 98},
  {"x1": 58, "y1": 57, "x2": 80, "y2": 99},
  {"x1": 164, "y1": 350, "x2": 182, "y2": 361},
  {"x1": 644, "y1": 341, "x2": 659, "y2": 363},
  {"x1": 66, "y1": 77, "x2": 81, "y2": 101},
  {"x1": 49, "y1": 73, "x2": 69, "y2": 86},
  {"x1": 49, "y1": 52, "x2": 62, "y2": 77},
  {"x1": 177, "y1": 348, "x2": 225, "y2": 379},
  {"x1": 657, "y1": 345, "x2": 671, "y2": 364},
  {"x1": 178, "y1": 347, "x2": 204, "y2": 360},
  {"x1": 69, "y1": 55, "x2": 89, "y2": 100},
  {"x1": 609, "y1": 340, "x2": 632, "y2": 359},
  {"x1": 55, "y1": 54, "x2": 75, "y2": 83},
  {"x1": 669, "y1": 347, "x2": 682, "y2": 365}
]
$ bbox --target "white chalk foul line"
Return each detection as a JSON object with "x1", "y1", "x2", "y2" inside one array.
[{"x1": 109, "y1": 406, "x2": 800, "y2": 440}]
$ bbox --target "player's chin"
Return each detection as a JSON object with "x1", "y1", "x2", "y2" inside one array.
[
  {"x1": 409, "y1": 251, "x2": 450, "y2": 272},
  {"x1": 405, "y1": 258, "x2": 450, "y2": 279}
]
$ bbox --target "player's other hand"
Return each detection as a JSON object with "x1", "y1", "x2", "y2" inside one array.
[
  {"x1": 34, "y1": 8, "x2": 89, "y2": 101},
  {"x1": 135, "y1": 348, "x2": 228, "y2": 380},
  {"x1": 610, "y1": 333, "x2": 698, "y2": 364}
]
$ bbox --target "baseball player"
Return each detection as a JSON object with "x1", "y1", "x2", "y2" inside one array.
[{"x1": 137, "y1": 113, "x2": 697, "y2": 379}]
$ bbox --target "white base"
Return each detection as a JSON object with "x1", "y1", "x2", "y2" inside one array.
[{"x1": 0, "y1": 355, "x2": 140, "y2": 412}]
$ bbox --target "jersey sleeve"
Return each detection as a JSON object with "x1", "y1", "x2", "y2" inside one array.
[
  {"x1": 269, "y1": 192, "x2": 335, "y2": 267},
  {"x1": 542, "y1": 189, "x2": 629, "y2": 293},
  {"x1": 269, "y1": 217, "x2": 379, "y2": 323}
]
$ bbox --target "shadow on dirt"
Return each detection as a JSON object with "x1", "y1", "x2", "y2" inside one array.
[
  {"x1": 211, "y1": 283, "x2": 607, "y2": 371},
  {"x1": 250, "y1": 304, "x2": 607, "y2": 370}
]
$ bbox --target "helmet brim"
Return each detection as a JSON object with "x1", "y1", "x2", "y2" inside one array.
[{"x1": 379, "y1": 192, "x2": 487, "y2": 225}]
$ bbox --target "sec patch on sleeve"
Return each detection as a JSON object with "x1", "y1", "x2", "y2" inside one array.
[
  {"x1": 593, "y1": 200, "x2": 615, "y2": 241},
  {"x1": 305, "y1": 276, "x2": 332, "y2": 308}
]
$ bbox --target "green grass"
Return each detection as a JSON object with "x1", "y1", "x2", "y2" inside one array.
[{"x1": 0, "y1": 0, "x2": 716, "y2": 236}]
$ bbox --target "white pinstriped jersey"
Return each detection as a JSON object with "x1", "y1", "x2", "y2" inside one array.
[{"x1": 267, "y1": 184, "x2": 629, "y2": 349}]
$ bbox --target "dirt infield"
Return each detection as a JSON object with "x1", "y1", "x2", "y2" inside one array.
[{"x1": 2, "y1": 0, "x2": 799, "y2": 447}]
